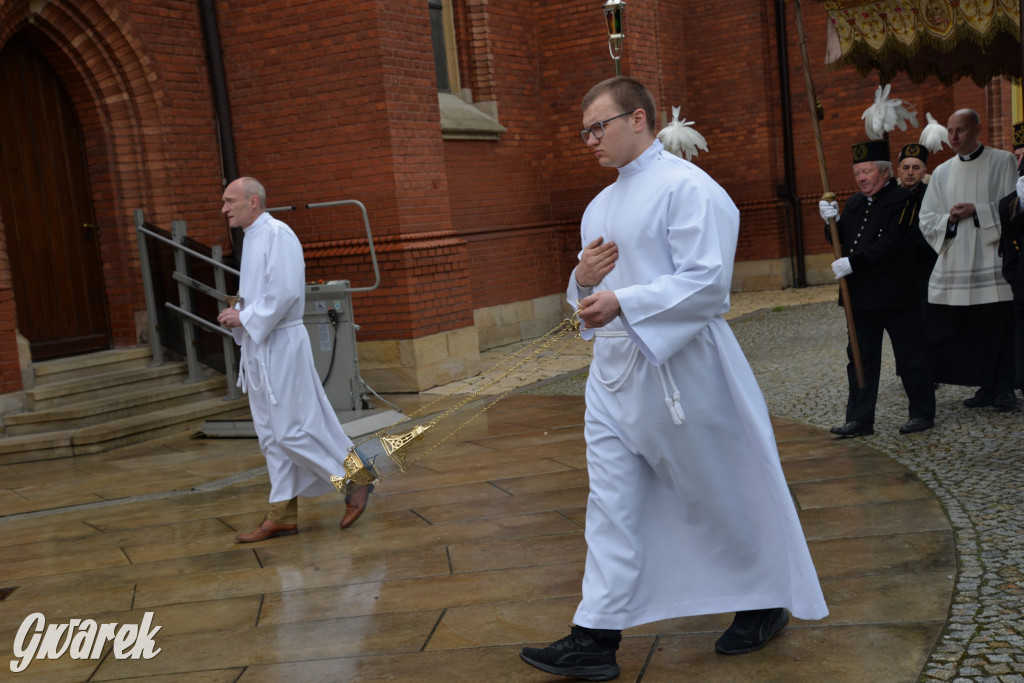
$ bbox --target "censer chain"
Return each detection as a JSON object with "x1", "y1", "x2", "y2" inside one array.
[
  {"x1": 389, "y1": 318, "x2": 582, "y2": 469},
  {"x1": 340, "y1": 313, "x2": 582, "y2": 487},
  {"x1": 374, "y1": 313, "x2": 582, "y2": 433}
]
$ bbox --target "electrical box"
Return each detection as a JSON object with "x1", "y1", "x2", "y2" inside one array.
[{"x1": 303, "y1": 280, "x2": 361, "y2": 412}]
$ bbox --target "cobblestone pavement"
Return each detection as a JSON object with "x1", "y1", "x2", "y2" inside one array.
[
  {"x1": 735, "y1": 302, "x2": 1024, "y2": 683},
  {"x1": 529, "y1": 293, "x2": 1024, "y2": 682}
]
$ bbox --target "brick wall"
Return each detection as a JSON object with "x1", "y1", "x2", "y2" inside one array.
[
  {"x1": 0, "y1": 0, "x2": 226, "y2": 394},
  {"x1": 305, "y1": 230, "x2": 474, "y2": 340},
  {"x1": 0, "y1": 0, "x2": 1015, "y2": 395}
]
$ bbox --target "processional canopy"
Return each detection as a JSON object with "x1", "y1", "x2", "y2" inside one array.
[{"x1": 821, "y1": 0, "x2": 1023, "y2": 86}]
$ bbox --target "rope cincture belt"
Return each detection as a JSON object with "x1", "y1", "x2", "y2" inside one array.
[
  {"x1": 330, "y1": 312, "x2": 584, "y2": 495},
  {"x1": 591, "y1": 330, "x2": 685, "y2": 425},
  {"x1": 237, "y1": 319, "x2": 304, "y2": 405}
]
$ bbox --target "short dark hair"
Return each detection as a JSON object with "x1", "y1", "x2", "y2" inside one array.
[{"x1": 582, "y1": 76, "x2": 656, "y2": 134}]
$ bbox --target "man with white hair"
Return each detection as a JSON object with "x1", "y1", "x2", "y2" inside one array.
[
  {"x1": 820, "y1": 140, "x2": 935, "y2": 437},
  {"x1": 218, "y1": 176, "x2": 372, "y2": 541}
]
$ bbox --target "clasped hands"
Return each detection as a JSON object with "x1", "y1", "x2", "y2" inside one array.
[
  {"x1": 217, "y1": 307, "x2": 241, "y2": 328},
  {"x1": 575, "y1": 236, "x2": 620, "y2": 329},
  {"x1": 948, "y1": 202, "x2": 976, "y2": 223}
]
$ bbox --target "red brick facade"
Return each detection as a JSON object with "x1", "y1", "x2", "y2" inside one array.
[{"x1": 0, "y1": 0, "x2": 1015, "y2": 394}]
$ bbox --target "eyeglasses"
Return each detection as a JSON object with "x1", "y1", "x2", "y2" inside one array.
[{"x1": 580, "y1": 110, "x2": 636, "y2": 143}]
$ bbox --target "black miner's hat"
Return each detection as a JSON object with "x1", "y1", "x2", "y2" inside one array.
[
  {"x1": 898, "y1": 143, "x2": 928, "y2": 164},
  {"x1": 852, "y1": 140, "x2": 889, "y2": 163}
]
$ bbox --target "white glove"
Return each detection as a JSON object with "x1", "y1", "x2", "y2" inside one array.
[
  {"x1": 831, "y1": 257, "x2": 853, "y2": 279},
  {"x1": 1016, "y1": 175, "x2": 1024, "y2": 202},
  {"x1": 819, "y1": 200, "x2": 839, "y2": 222}
]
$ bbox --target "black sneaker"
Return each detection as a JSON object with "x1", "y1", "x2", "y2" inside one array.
[
  {"x1": 715, "y1": 608, "x2": 790, "y2": 655},
  {"x1": 519, "y1": 625, "x2": 620, "y2": 681}
]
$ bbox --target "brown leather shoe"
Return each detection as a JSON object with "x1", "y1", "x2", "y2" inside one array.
[
  {"x1": 340, "y1": 484, "x2": 372, "y2": 529},
  {"x1": 235, "y1": 516, "x2": 298, "y2": 543}
]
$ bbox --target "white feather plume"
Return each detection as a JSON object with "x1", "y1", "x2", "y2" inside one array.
[
  {"x1": 918, "y1": 112, "x2": 950, "y2": 152},
  {"x1": 861, "y1": 84, "x2": 918, "y2": 140},
  {"x1": 657, "y1": 106, "x2": 708, "y2": 160}
]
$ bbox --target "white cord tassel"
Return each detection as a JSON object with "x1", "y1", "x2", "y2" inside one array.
[
  {"x1": 665, "y1": 393, "x2": 685, "y2": 425},
  {"x1": 592, "y1": 330, "x2": 686, "y2": 424},
  {"x1": 657, "y1": 365, "x2": 686, "y2": 425}
]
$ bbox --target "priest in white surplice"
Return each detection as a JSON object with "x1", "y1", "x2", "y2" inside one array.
[
  {"x1": 218, "y1": 177, "x2": 372, "y2": 543},
  {"x1": 519, "y1": 77, "x2": 827, "y2": 682},
  {"x1": 918, "y1": 109, "x2": 1018, "y2": 412}
]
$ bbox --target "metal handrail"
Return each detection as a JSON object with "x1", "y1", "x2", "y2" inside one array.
[
  {"x1": 134, "y1": 199, "x2": 380, "y2": 403},
  {"x1": 135, "y1": 210, "x2": 240, "y2": 399},
  {"x1": 135, "y1": 210, "x2": 164, "y2": 367},
  {"x1": 305, "y1": 199, "x2": 381, "y2": 292},
  {"x1": 137, "y1": 222, "x2": 240, "y2": 278},
  {"x1": 165, "y1": 303, "x2": 232, "y2": 336}
]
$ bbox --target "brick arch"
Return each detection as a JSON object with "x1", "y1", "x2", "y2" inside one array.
[{"x1": 0, "y1": 0, "x2": 167, "y2": 392}]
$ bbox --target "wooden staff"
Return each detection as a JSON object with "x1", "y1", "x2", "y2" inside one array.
[{"x1": 790, "y1": 0, "x2": 865, "y2": 388}]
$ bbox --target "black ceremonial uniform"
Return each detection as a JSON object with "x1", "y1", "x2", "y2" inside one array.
[
  {"x1": 907, "y1": 181, "x2": 937, "y2": 300},
  {"x1": 835, "y1": 179, "x2": 935, "y2": 425},
  {"x1": 998, "y1": 190, "x2": 1024, "y2": 386}
]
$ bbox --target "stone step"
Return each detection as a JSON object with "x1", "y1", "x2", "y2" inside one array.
[
  {"x1": 25, "y1": 362, "x2": 189, "y2": 411},
  {"x1": 32, "y1": 346, "x2": 154, "y2": 385},
  {"x1": 0, "y1": 429, "x2": 75, "y2": 465},
  {"x1": 1, "y1": 346, "x2": 252, "y2": 465},
  {"x1": 4, "y1": 375, "x2": 229, "y2": 436},
  {"x1": 0, "y1": 396, "x2": 250, "y2": 464},
  {"x1": 70, "y1": 395, "x2": 251, "y2": 456}
]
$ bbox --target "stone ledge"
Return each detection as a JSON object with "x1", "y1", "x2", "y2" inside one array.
[
  {"x1": 357, "y1": 293, "x2": 568, "y2": 393},
  {"x1": 474, "y1": 294, "x2": 568, "y2": 352},
  {"x1": 359, "y1": 327, "x2": 481, "y2": 393},
  {"x1": 732, "y1": 254, "x2": 836, "y2": 291}
]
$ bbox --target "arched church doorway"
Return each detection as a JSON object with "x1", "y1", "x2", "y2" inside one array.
[{"x1": 0, "y1": 34, "x2": 110, "y2": 360}]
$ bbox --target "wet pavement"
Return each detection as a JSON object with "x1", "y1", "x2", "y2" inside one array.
[
  {"x1": 725, "y1": 296, "x2": 1024, "y2": 683},
  {"x1": 0, "y1": 285, "x2": 1021, "y2": 681}
]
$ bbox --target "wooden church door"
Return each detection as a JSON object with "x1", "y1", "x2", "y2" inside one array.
[{"x1": 0, "y1": 35, "x2": 110, "y2": 359}]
